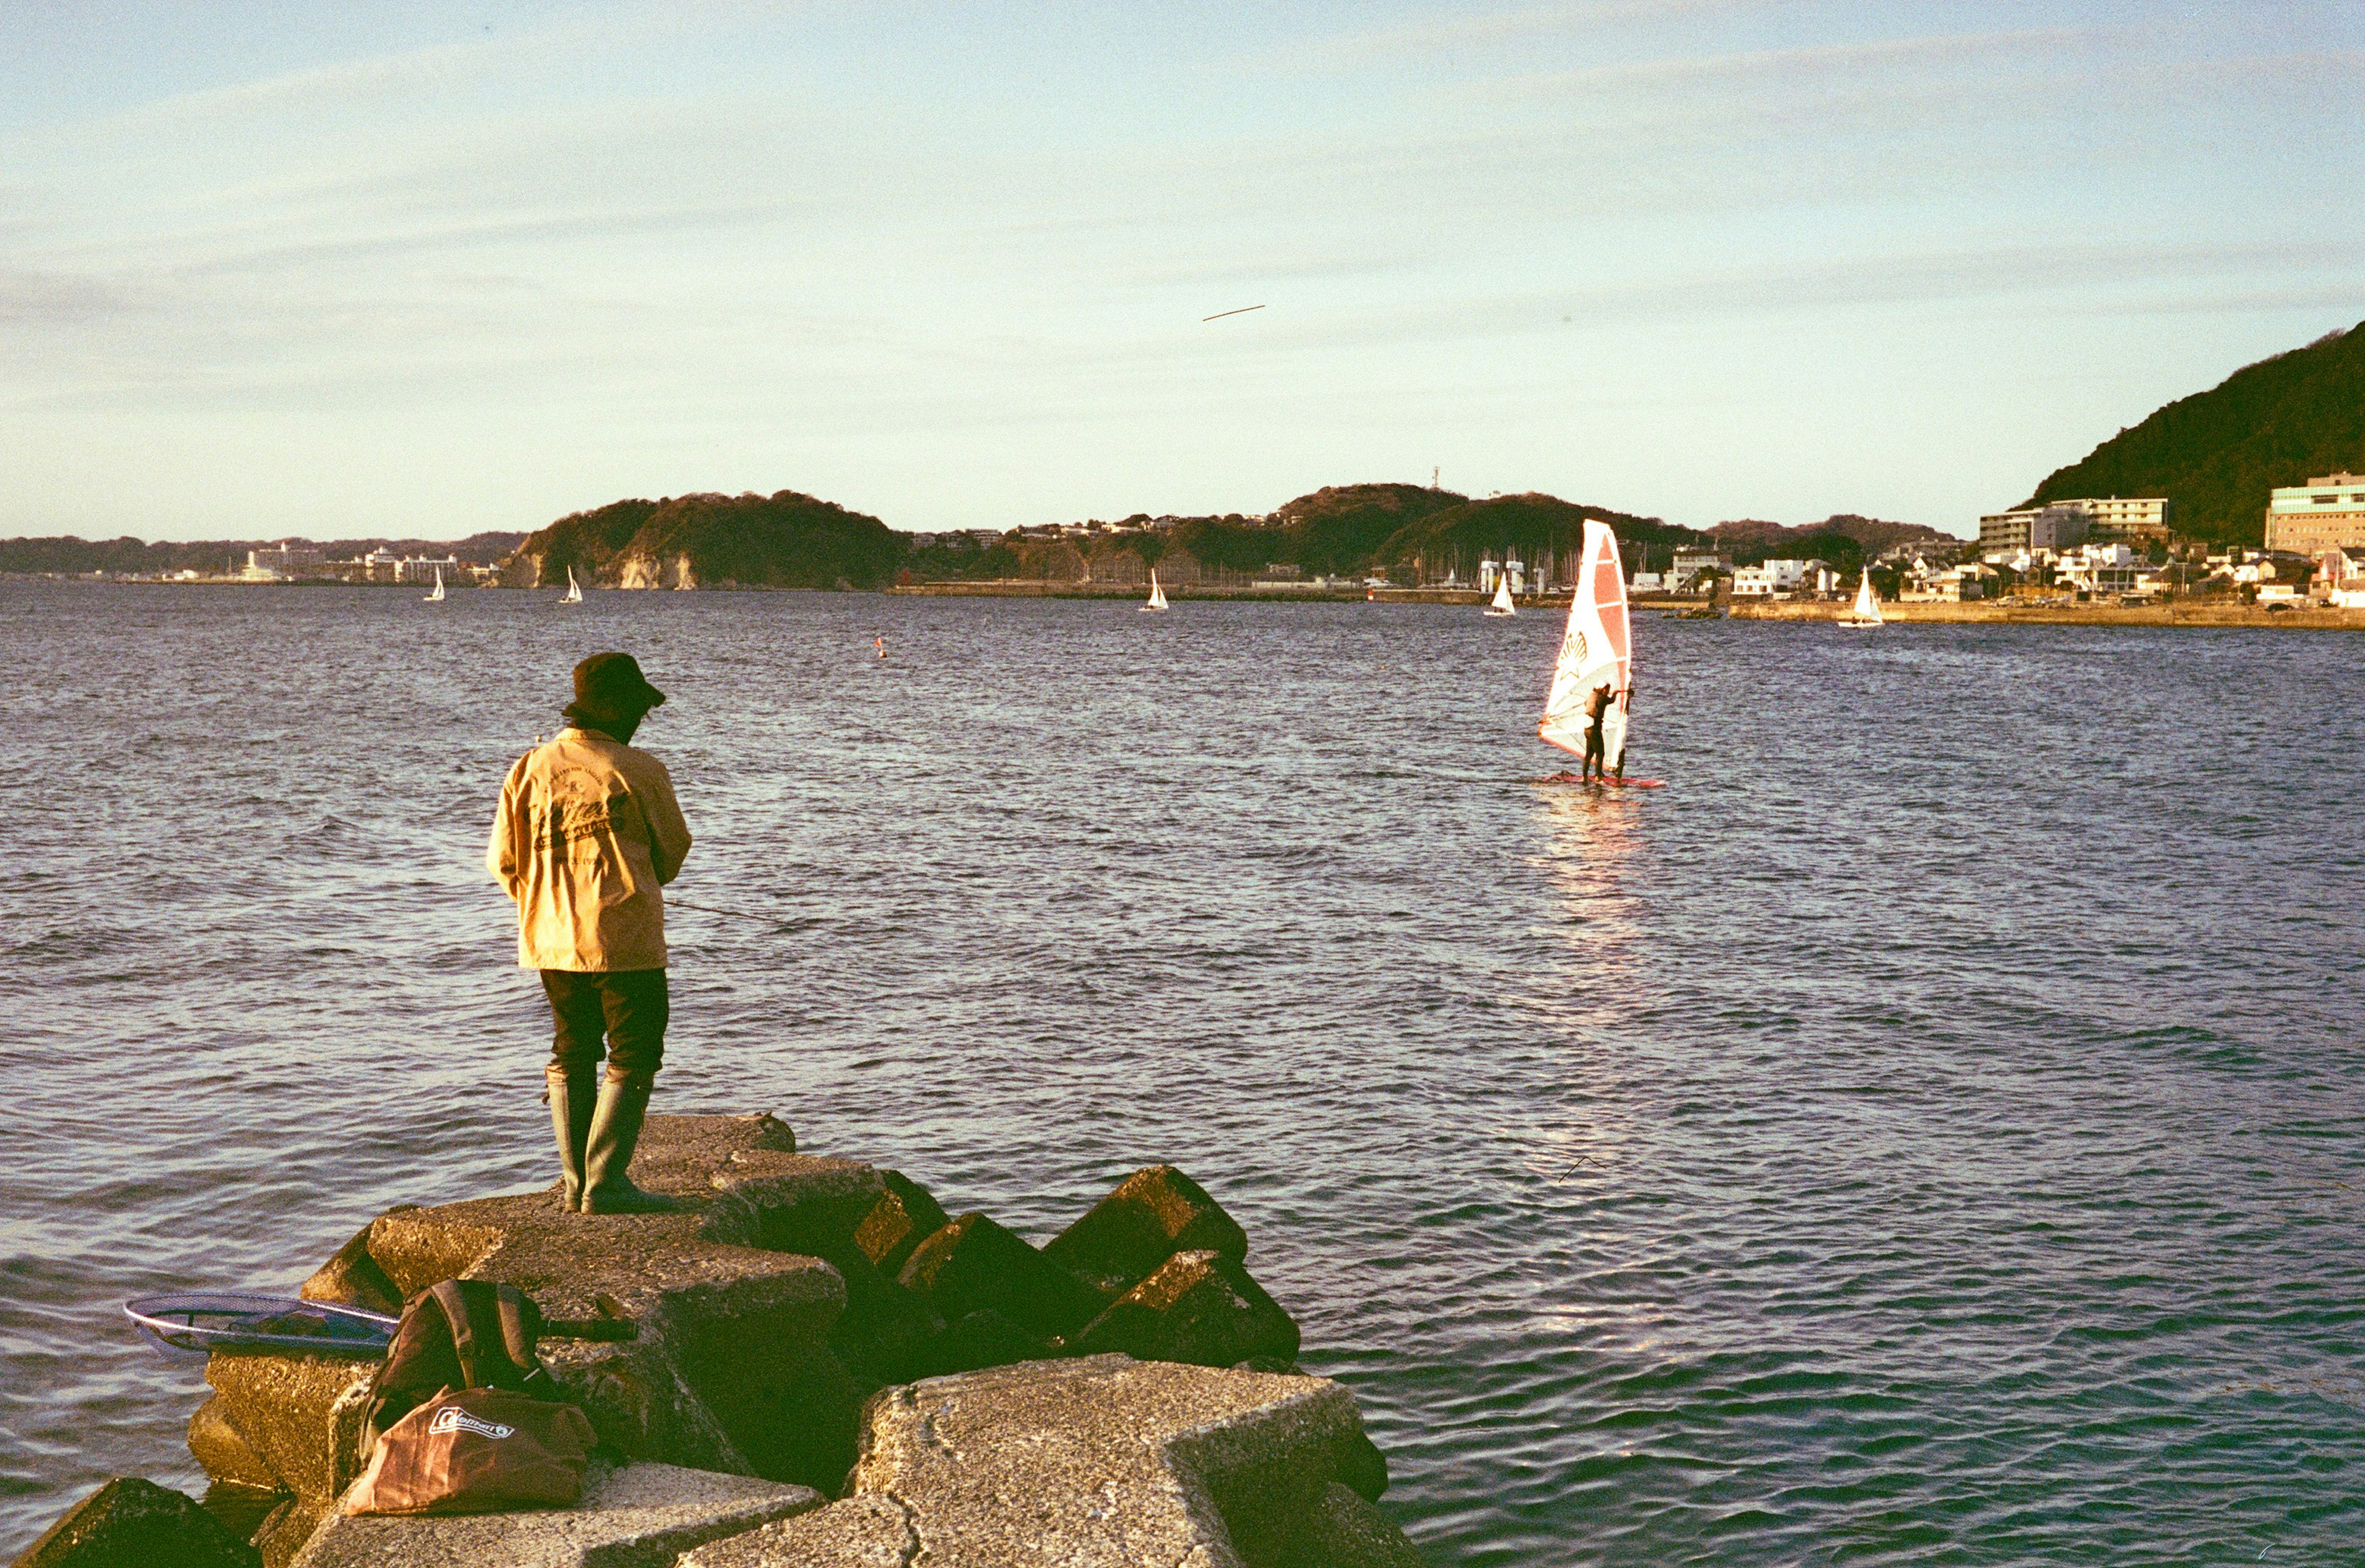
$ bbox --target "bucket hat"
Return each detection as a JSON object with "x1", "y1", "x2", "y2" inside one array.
[{"x1": 566, "y1": 652, "x2": 666, "y2": 726}]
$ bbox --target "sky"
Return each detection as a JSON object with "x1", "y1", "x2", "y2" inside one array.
[{"x1": 3, "y1": 1, "x2": 2361, "y2": 541}]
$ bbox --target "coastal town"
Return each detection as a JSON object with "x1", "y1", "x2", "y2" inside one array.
[{"x1": 12, "y1": 469, "x2": 2365, "y2": 617}]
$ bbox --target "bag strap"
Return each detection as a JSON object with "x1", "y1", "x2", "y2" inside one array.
[
  {"x1": 429, "y1": 1281, "x2": 482, "y2": 1389},
  {"x1": 495, "y1": 1284, "x2": 537, "y2": 1376}
]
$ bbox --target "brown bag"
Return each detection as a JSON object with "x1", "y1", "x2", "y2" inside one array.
[{"x1": 341, "y1": 1386, "x2": 596, "y2": 1516}]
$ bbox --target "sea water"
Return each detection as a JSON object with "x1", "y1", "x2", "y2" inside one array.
[{"x1": 2, "y1": 583, "x2": 2359, "y2": 1564}]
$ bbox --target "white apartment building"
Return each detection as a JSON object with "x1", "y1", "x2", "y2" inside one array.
[
  {"x1": 1979, "y1": 506, "x2": 2087, "y2": 556},
  {"x1": 1731, "y1": 566, "x2": 1776, "y2": 597},
  {"x1": 244, "y1": 541, "x2": 324, "y2": 580},
  {"x1": 394, "y1": 555, "x2": 461, "y2": 584},
  {"x1": 1760, "y1": 559, "x2": 1811, "y2": 591},
  {"x1": 2059, "y1": 496, "x2": 2172, "y2": 544},
  {"x1": 2265, "y1": 473, "x2": 2365, "y2": 554}
]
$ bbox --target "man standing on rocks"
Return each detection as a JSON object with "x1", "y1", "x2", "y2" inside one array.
[{"x1": 488, "y1": 653, "x2": 693, "y2": 1214}]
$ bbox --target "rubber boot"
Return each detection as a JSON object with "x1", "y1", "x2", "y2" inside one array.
[
  {"x1": 545, "y1": 1062, "x2": 597, "y2": 1212},
  {"x1": 580, "y1": 1070, "x2": 679, "y2": 1214}
]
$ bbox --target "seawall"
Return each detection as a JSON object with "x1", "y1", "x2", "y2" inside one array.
[{"x1": 1726, "y1": 599, "x2": 2365, "y2": 631}]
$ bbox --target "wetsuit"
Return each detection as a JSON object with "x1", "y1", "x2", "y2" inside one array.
[{"x1": 1582, "y1": 684, "x2": 1611, "y2": 777}]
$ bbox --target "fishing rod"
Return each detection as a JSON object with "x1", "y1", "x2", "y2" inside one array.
[{"x1": 665, "y1": 898, "x2": 809, "y2": 929}]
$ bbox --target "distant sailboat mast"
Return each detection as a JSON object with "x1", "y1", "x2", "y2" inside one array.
[
  {"x1": 1841, "y1": 563, "x2": 1883, "y2": 627},
  {"x1": 423, "y1": 565, "x2": 444, "y2": 602},
  {"x1": 562, "y1": 566, "x2": 583, "y2": 604},
  {"x1": 1143, "y1": 570, "x2": 1168, "y2": 612}
]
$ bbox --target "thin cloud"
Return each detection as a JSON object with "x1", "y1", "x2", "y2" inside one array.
[{"x1": 1266, "y1": 0, "x2": 1794, "y2": 70}]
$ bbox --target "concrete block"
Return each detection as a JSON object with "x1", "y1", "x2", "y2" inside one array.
[
  {"x1": 243, "y1": 1115, "x2": 855, "y2": 1504},
  {"x1": 705, "y1": 1154, "x2": 879, "y2": 1256},
  {"x1": 288, "y1": 1461, "x2": 820, "y2": 1568},
  {"x1": 1073, "y1": 1249, "x2": 1300, "y2": 1369},
  {"x1": 682, "y1": 1356, "x2": 1424, "y2": 1568},
  {"x1": 249, "y1": 1498, "x2": 329, "y2": 1568},
  {"x1": 194, "y1": 1482, "x2": 282, "y2": 1549},
  {"x1": 296, "y1": 1222, "x2": 403, "y2": 1315},
  {"x1": 200, "y1": 1354, "x2": 374, "y2": 1504},
  {"x1": 188, "y1": 1397, "x2": 278, "y2": 1493},
  {"x1": 931, "y1": 1310, "x2": 1050, "y2": 1376},
  {"x1": 1041, "y1": 1165, "x2": 1248, "y2": 1296},
  {"x1": 677, "y1": 1495, "x2": 910, "y2": 1568},
  {"x1": 10, "y1": 1476, "x2": 261, "y2": 1568},
  {"x1": 1303, "y1": 1482, "x2": 1426, "y2": 1568},
  {"x1": 850, "y1": 1173, "x2": 948, "y2": 1279},
  {"x1": 894, "y1": 1213, "x2": 1108, "y2": 1343}
]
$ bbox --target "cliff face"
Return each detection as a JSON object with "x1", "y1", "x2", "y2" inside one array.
[
  {"x1": 507, "y1": 491, "x2": 899, "y2": 590},
  {"x1": 2024, "y1": 321, "x2": 2365, "y2": 543}
]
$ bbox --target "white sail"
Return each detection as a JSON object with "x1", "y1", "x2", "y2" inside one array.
[
  {"x1": 1143, "y1": 571, "x2": 1167, "y2": 611},
  {"x1": 1486, "y1": 575, "x2": 1516, "y2": 616},
  {"x1": 1539, "y1": 521, "x2": 1631, "y2": 763},
  {"x1": 1843, "y1": 566, "x2": 1883, "y2": 626},
  {"x1": 562, "y1": 567, "x2": 583, "y2": 604},
  {"x1": 424, "y1": 565, "x2": 444, "y2": 602}
]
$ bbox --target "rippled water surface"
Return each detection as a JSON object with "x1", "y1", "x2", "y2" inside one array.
[{"x1": 4, "y1": 582, "x2": 2361, "y2": 1564}]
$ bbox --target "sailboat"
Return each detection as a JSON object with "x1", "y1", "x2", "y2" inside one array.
[
  {"x1": 1838, "y1": 566, "x2": 1883, "y2": 628},
  {"x1": 1484, "y1": 575, "x2": 1516, "y2": 616},
  {"x1": 1540, "y1": 520, "x2": 1651, "y2": 782},
  {"x1": 422, "y1": 565, "x2": 445, "y2": 603},
  {"x1": 1142, "y1": 571, "x2": 1168, "y2": 612},
  {"x1": 562, "y1": 567, "x2": 583, "y2": 604}
]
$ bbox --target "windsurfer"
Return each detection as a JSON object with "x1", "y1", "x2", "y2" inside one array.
[{"x1": 1581, "y1": 681, "x2": 1613, "y2": 782}]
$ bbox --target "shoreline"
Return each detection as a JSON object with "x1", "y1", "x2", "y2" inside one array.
[
  {"x1": 21, "y1": 576, "x2": 2363, "y2": 630},
  {"x1": 1724, "y1": 599, "x2": 2365, "y2": 630}
]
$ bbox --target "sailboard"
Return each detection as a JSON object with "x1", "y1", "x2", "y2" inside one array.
[
  {"x1": 562, "y1": 566, "x2": 583, "y2": 604},
  {"x1": 1143, "y1": 571, "x2": 1168, "y2": 612},
  {"x1": 1539, "y1": 520, "x2": 1632, "y2": 771},
  {"x1": 423, "y1": 565, "x2": 445, "y2": 602},
  {"x1": 1838, "y1": 566, "x2": 1882, "y2": 628}
]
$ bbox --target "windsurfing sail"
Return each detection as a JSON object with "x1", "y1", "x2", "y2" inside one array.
[
  {"x1": 1842, "y1": 567, "x2": 1882, "y2": 626},
  {"x1": 1538, "y1": 521, "x2": 1631, "y2": 762},
  {"x1": 562, "y1": 567, "x2": 583, "y2": 604},
  {"x1": 1143, "y1": 571, "x2": 1168, "y2": 612},
  {"x1": 1486, "y1": 575, "x2": 1516, "y2": 616},
  {"x1": 424, "y1": 565, "x2": 444, "y2": 602}
]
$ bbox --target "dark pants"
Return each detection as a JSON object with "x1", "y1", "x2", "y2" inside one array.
[
  {"x1": 540, "y1": 969, "x2": 668, "y2": 1083},
  {"x1": 1583, "y1": 719, "x2": 1606, "y2": 774}
]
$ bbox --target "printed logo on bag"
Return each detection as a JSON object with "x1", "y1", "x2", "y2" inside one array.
[{"x1": 429, "y1": 1407, "x2": 517, "y2": 1441}]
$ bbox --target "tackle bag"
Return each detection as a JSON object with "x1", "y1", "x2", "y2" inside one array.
[
  {"x1": 342, "y1": 1386, "x2": 595, "y2": 1517},
  {"x1": 344, "y1": 1280, "x2": 591, "y2": 1517},
  {"x1": 360, "y1": 1279, "x2": 565, "y2": 1459}
]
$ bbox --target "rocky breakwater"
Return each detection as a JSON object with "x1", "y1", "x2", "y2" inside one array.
[{"x1": 18, "y1": 1112, "x2": 1419, "y2": 1568}]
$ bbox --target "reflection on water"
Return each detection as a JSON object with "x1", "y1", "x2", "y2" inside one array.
[{"x1": 4, "y1": 588, "x2": 2362, "y2": 1567}]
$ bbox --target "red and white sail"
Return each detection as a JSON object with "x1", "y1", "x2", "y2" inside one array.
[{"x1": 1538, "y1": 520, "x2": 1631, "y2": 760}]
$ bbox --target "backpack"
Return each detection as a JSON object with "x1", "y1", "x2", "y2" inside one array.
[
  {"x1": 360, "y1": 1280, "x2": 565, "y2": 1464},
  {"x1": 344, "y1": 1280, "x2": 597, "y2": 1518}
]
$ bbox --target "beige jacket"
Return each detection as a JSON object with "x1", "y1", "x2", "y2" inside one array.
[{"x1": 487, "y1": 727, "x2": 693, "y2": 972}]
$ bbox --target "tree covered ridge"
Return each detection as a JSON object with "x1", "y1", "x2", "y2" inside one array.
[
  {"x1": 2024, "y1": 322, "x2": 2365, "y2": 544},
  {"x1": 511, "y1": 490, "x2": 902, "y2": 589}
]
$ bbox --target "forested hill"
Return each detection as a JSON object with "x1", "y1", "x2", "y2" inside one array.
[
  {"x1": 2024, "y1": 322, "x2": 2365, "y2": 544},
  {"x1": 507, "y1": 490, "x2": 902, "y2": 590}
]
